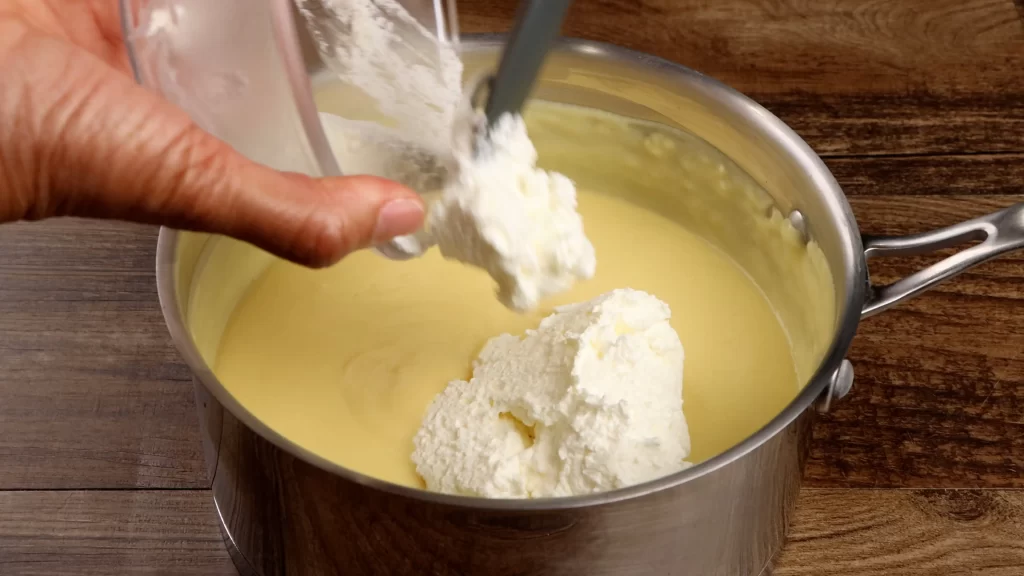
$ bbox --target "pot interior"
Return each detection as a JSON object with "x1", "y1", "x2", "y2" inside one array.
[{"x1": 169, "y1": 41, "x2": 852, "y2": 495}]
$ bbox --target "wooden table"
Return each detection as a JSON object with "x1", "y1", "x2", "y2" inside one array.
[{"x1": 2, "y1": 1, "x2": 1023, "y2": 574}]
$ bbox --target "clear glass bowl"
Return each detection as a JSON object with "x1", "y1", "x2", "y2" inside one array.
[
  {"x1": 119, "y1": 0, "x2": 459, "y2": 178},
  {"x1": 120, "y1": 0, "x2": 334, "y2": 176}
]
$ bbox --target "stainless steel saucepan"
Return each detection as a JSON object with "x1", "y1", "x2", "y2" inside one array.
[{"x1": 132, "y1": 4, "x2": 1024, "y2": 575}]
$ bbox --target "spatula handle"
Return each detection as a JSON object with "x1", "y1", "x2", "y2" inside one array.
[{"x1": 485, "y1": 0, "x2": 574, "y2": 125}]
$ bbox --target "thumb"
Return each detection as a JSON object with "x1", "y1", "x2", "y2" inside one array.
[{"x1": 3, "y1": 36, "x2": 424, "y2": 267}]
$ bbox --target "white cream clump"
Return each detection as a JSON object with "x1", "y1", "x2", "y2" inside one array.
[
  {"x1": 426, "y1": 114, "x2": 597, "y2": 312},
  {"x1": 317, "y1": 108, "x2": 596, "y2": 311},
  {"x1": 412, "y1": 288, "x2": 692, "y2": 498},
  {"x1": 299, "y1": 0, "x2": 594, "y2": 311}
]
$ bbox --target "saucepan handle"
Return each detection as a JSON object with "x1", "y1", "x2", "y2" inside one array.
[{"x1": 861, "y1": 202, "x2": 1024, "y2": 319}]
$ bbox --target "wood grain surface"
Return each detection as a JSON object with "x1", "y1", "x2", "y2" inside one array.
[
  {"x1": 774, "y1": 489, "x2": 1024, "y2": 575},
  {"x1": 0, "y1": 220, "x2": 205, "y2": 490},
  {"x1": 1, "y1": 489, "x2": 1021, "y2": 576},
  {"x1": 812, "y1": 195, "x2": 1024, "y2": 488},
  {"x1": 1, "y1": 0, "x2": 1023, "y2": 573},
  {"x1": 462, "y1": 0, "x2": 1024, "y2": 156},
  {"x1": 0, "y1": 491, "x2": 232, "y2": 576}
]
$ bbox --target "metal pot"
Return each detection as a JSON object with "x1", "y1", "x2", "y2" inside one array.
[{"x1": 154, "y1": 36, "x2": 1024, "y2": 576}]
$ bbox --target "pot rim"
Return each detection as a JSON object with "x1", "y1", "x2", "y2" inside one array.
[{"x1": 155, "y1": 35, "x2": 865, "y2": 511}]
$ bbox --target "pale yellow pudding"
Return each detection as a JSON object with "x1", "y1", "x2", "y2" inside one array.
[
  {"x1": 215, "y1": 191, "x2": 797, "y2": 488},
  {"x1": 201, "y1": 101, "x2": 834, "y2": 491}
]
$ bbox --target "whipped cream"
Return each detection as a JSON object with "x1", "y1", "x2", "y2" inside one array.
[
  {"x1": 318, "y1": 108, "x2": 595, "y2": 312},
  {"x1": 304, "y1": 0, "x2": 593, "y2": 310},
  {"x1": 427, "y1": 114, "x2": 597, "y2": 311},
  {"x1": 412, "y1": 288, "x2": 692, "y2": 498}
]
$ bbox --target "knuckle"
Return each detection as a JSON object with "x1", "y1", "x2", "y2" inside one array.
[{"x1": 290, "y1": 211, "x2": 352, "y2": 268}]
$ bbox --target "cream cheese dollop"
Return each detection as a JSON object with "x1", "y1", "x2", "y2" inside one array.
[
  {"x1": 412, "y1": 288, "x2": 692, "y2": 498},
  {"x1": 426, "y1": 113, "x2": 597, "y2": 312},
  {"x1": 320, "y1": 107, "x2": 595, "y2": 312}
]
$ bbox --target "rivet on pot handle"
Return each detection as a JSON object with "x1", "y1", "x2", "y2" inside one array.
[
  {"x1": 861, "y1": 202, "x2": 1024, "y2": 319},
  {"x1": 816, "y1": 359, "x2": 854, "y2": 413}
]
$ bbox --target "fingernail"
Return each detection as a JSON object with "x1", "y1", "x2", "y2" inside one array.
[{"x1": 373, "y1": 199, "x2": 425, "y2": 243}]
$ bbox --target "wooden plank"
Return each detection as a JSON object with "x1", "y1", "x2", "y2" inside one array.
[
  {"x1": 827, "y1": 153, "x2": 1024, "y2": 197},
  {"x1": 0, "y1": 489, "x2": 1021, "y2": 575},
  {"x1": 0, "y1": 490, "x2": 235, "y2": 576},
  {"x1": 461, "y1": 0, "x2": 1024, "y2": 156},
  {"x1": 806, "y1": 194, "x2": 1024, "y2": 488},
  {"x1": 773, "y1": 489, "x2": 1024, "y2": 575},
  {"x1": 0, "y1": 219, "x2": 207, "y2": 490}
]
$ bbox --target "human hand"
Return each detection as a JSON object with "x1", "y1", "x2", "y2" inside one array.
[{"x1": 0, "y1": 0, "x2": 425, "y2": 267}]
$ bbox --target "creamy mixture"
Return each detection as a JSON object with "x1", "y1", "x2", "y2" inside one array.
[
  {"x1": 214, "y1": 189, "x2": 798, "y2": 489},
  {"x1": 207, "y1": 23, "x2": 826, "y2": 491},
  {"x1": 413, "y1": 289, "x2": 690, "y2": 498}
]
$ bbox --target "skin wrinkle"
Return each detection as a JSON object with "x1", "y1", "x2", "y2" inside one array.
[
  {"x1": 0, "y1": 91, "x2": 30, "y2": 220},
  {"x1": 33, "y1": 45, "x2": 108, "y2": 219},
  {"x1": 311, "y1": 181, "x2": 362, "y2": 256},
  {"x1": 0, "y1": 21, "x2": 34, "y2": 221},
  {"x1": 291, "y1": 205, "x2": 347, "y2": 268},
  {"x1": 0, "y1": 0, "x2": 425, "y2": 267},
  {"x1": 297, "y1": 176, "x2": 396, "y2": 265},
  {"x1": 26, "y1": 63, "x2": 53, "y2": 218},
  {"x1": 14, "y1": 0, "x2": 128, "y2": 72},
  {"x1": 129, "y1": 124, "x2": 227, "y2": 217}
]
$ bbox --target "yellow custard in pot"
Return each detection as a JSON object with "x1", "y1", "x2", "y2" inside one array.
[{"x1": 207, "y1": 102, "x2": 834, "y2": 490}]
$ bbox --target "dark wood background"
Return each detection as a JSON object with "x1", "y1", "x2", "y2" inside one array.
[{"x1": 2, "y1": 0, "x2": 1023, "y2": 573}]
